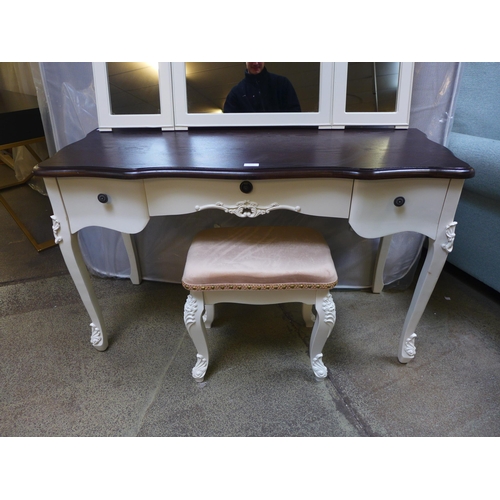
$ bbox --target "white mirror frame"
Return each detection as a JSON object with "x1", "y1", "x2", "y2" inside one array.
[
  {"x1": 92, "y1": 62, "x2": 175, "y2": 131},
  {"x1": 92, "y1": 62, "x2": 414, "y2": 130},
  {"x1": 331, "y1": 62, "x2": 414, "y2": 128},
  {"x1": 170, "y1": 62, "x2": 333, "y2": 129}
]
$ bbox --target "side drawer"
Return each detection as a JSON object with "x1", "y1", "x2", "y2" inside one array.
[
  {"x1": 145, "y1": 178, "x2": 353, "y2": 218},
  {"x1": 349, "y1": 178, "x2": 450, "y2": 239},
  {"x1": 58, "y1": 178, "x2": 149, "y2": 234}
]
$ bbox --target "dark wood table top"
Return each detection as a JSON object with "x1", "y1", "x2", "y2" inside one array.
[{"x1": 34, "y1": 127, "x2": 474, "y2": 180}]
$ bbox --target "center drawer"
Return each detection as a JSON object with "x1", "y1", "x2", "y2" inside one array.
[{"x1": 144, "y1": 178, "x2": 353, "y2": 218}]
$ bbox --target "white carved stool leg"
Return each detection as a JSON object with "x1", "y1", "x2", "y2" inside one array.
[
  {"x1": 302, "y1": 303, "x2": 315, "y2": 327},
  {"x1": 203, "y1": 304, "x2": 215, "y2": 328},
  {"x1": 184, "y1": 292, "x2": 210, "y2": 382},
  {"x1": 309, "y1": 292, "x2": 336, "y2": 380}
]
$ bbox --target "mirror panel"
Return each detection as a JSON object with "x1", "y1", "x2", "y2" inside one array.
[
  {"x1": 171, "y1": 62, "x2": 332, "y2": 128},
  {"x1": 332, "y1": 62, "x2": 414, "y2": 128},
  {"x1": 92, "y1": 62, "x2": 174, "y2": 130},
  {"x1": 185, "y1": 62, "x2": 321, "y2": 114},
  {"x1": 346, "y1": 62, "x2": 400, "y2": 112},
  {"x1": 106, "y1": 62, "x2": 161, "y2": 115}
]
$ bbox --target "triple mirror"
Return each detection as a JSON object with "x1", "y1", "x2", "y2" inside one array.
[{"x1": 93, "y1": 62, "x2": 414, "y2": 130}]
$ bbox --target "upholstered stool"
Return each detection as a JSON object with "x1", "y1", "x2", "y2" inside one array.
[{"x1": 181, "y1": 226, "x2": 338, "y2": 382}]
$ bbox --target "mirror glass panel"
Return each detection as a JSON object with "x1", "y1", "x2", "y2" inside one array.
[
  {"x1": 185, "y1": 62, "x2": 320, "y2": 114},
  {"x1": 106, "y1": 62, "x2": 161, "y2": 115},
  {"x1": 346, "y1": 62, "x2": 400, "y2": 112}
]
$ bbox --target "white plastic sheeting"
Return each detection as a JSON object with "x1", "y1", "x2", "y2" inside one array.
[
  {"x1": 0, "y1": 63, "x2": 48, "y2": 193},
  {"x1": 34, "y1": 62, "x2": 462, "y2": 289}
]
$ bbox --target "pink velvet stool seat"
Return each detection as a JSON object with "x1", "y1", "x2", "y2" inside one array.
[{"x1": 181, "y1": 226, "x2": 338, "y2": 382}]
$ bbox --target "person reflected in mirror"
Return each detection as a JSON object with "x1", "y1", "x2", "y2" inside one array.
[{"x1": 223, "y1": 62, "x2": 301, "y2": 113}]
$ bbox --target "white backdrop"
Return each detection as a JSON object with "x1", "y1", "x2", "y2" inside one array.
[{"x1": 33, "y1": 62, "x2": 462, "y2": 289}]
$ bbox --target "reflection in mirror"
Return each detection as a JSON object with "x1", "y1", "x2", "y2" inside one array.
[
  {"x1": 185, "y1": 62, "x2": 320, "y2": 114},
  {"x1": 106, "y1": 62, "x2": 160, "y2": 115},
  {"x1": 346, "y1": 62, "x2": 400, "y2": 112}
]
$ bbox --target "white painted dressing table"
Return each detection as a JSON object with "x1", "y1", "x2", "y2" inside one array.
[{"x1": 34, "y1": 127, "x2": 474, "y2": 364}]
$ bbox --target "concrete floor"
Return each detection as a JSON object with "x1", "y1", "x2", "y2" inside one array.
[{"x1": 1, "y1": 167, "x2": 500, "y2": 438}]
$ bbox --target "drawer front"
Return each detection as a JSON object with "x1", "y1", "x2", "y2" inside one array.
[
  {"x1": 145, "y1": 178, "x2": 353, "y2": 218},
  {"x1": 58, "y1": 178, "x2": 149, "y2": 234},
  {"x1": 349, "y1": 178, "x2": 450, "y2": 239}
]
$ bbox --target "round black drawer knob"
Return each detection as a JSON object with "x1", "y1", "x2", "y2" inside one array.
[
  {"x1": 240, "y1": 181, "x2": 253, "y2": 194},
  {"x1": 97, "y1": 193, "x2": 109, "y2": 204},
  {"x1": 394, "y1": 196, "x2": 406, "y2": 207}
]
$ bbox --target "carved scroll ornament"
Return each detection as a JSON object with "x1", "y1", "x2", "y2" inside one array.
[
  {"x1": 50, "y1": 215, "x2": 62, "y2": 244},
  {"x1": 441, "y1": 221, "x2": 458, "y2": 253},
  {"x1": 404, "y1": 333, "x2": 417, "y2": 358},
  {"x1": 195, "y1": 200, "x2": 301, "y2": 218},
  {"x1": 90, "y1": 322, "x2": 103, "y2": 347},
  {"x1": 322, "y1": 293, "x2": 336, "y2": 328},
  {"x1": 184, "y1": 294, "x2": 198, "y2": 330}
]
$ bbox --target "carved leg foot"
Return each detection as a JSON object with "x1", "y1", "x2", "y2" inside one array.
[
  {"x1": 90, "y1": 322, "x2": 108, "y2": 351},
  {"x1": 312, "y1": 353, "x2": 328, "y2": 381},
  {"x1": 192, "y1": 353, "x2": 208, "y2": 382},
  {"x1": 309, "y1": 292, "x2": 336, "y2": 380},
  {"x1": 398, "y1": 333, "x2": 417, "y2": 363},
  {"x1": 184, "y1": 293, "x2": 210, "y2": 381}
]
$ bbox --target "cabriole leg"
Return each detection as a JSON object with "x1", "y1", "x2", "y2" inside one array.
[
  {"x1": 203, "y1": 304, "x2": 215, "y2": 328},
  {"x1": 398, "y1": 234, "x2": 452, "y2": 363},
  {"x1": 184, "y1": 292, "x2": 210, "y2": 382},
  {"x1": 56, "y1": 224, "x2": 109, "y2": 351},
  {"x1": 45, "y1": 176, "x2": 109, "y2": 351},
  {"x1": 302, "y1": 303, "x2": 315, "y2": 327},
  {"x1": 372, "y1": 235, "x2": 392, "y2": 293},
  {"x1": 398, "y1": 180, "x2": 463, "y2": 363},
  {"x1": 121, "y1": 233, "x2": 142, "y2": 285},
  {"x1": 309, "y1": 291, "x2": 336, "y2": 380}
]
